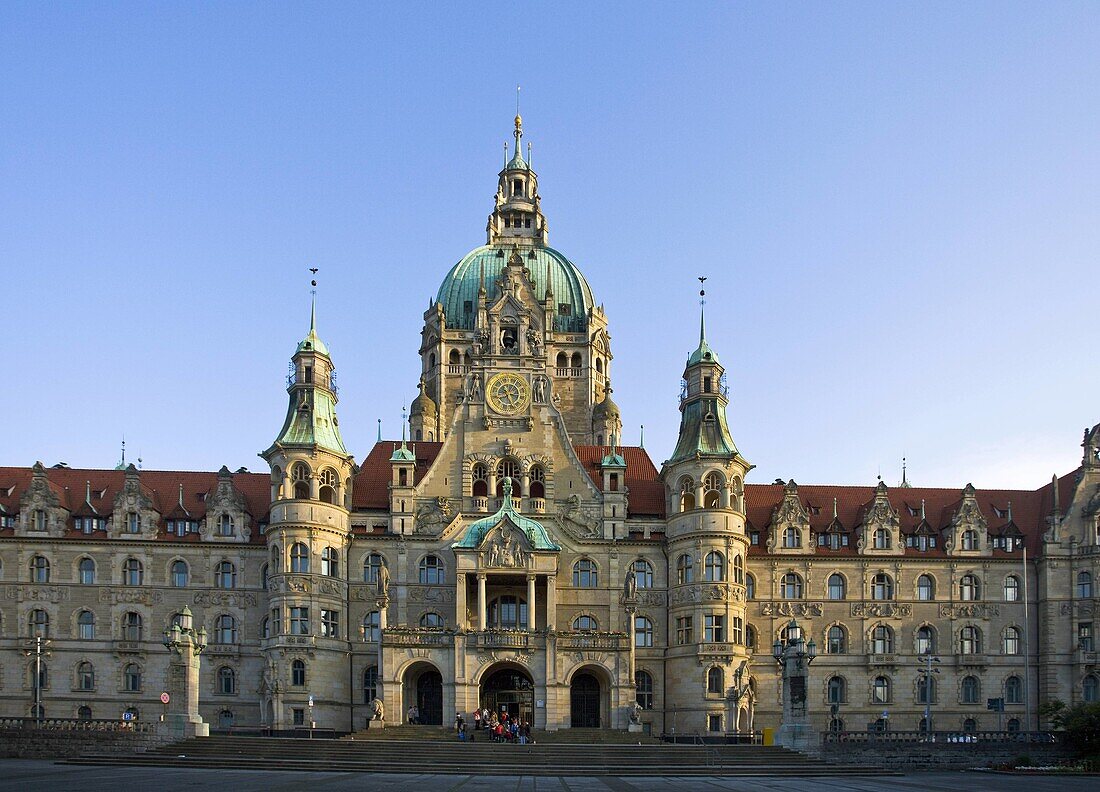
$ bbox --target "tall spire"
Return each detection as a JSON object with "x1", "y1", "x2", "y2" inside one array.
[
  {"x1": 698, "y1": 275, "x2": 707, "y2": 345},
  {"x1": 309, "y1": 268, "x2": 318, "y2": 333}
]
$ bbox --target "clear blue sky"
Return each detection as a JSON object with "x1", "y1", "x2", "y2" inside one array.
[{"x1": 2, "y1": 2, "x2": 1097, "y2": 489}]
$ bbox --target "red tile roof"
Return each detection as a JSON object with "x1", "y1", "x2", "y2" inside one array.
[{"x1": 573, "y1": 445, "x2": 665, "y2": 517}]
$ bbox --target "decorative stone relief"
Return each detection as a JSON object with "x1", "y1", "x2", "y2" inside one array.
[
  {"x1": 99, "y1": 587, "x2": 161, "y2": 606},
  {"x1": 850, "y1": 602, "x2": 912, "y2": 619},
  {"x1": 414, "y1": 497, "x2": 456, "y2": 536},
  {"x1": 193, "y1": 591, "x2": 258, "y2": 608},
  {"x1": 938, "y1": 603, "x2": 999, "y2": 619},
  {"x1": 4, "y1": 585, "x2": 68, "y2": 603},
  {"x1": 554, "y1": 495, "x2": 602, "y2": 540},
  {"x1": 759, "y1": 601, "x2": 823, "y2": 618},
  {"x1": 408, "y1": 586, "x2": 456, "y2": 604}
]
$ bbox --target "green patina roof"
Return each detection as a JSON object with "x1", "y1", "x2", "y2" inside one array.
[
  {"x1": 436, "y1": 245, "x2": 593, "y2": 332},
  {"x1": 389, "y1": 443, "x2": 415, "y2": 462},
  {"x1": 667, "y1": 397, "x2": 739, "y2": 464},
  {"x1": 272, "y1": 388, "x2": 348, "y2": 456},
  {"x1": 297, "y1": 328, "x2": 329, "y2": 357},
  {"x1": 687, "y1": 338, "x2": 720, "y2": 366},
  {"x1": 452, "y1": 479, "x2": 560, "y2": 551},
  {"x1": 600, "y1": 451, "x2": 627, "y2": 468},
  {"x1": 504, "y1": 150, "x2": 528, "y2": 171}
]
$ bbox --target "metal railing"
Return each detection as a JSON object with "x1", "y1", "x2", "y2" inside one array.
[
  {"x1": 0, "y1": 716, "x2": 156, "y2": 733},
  {"x1": 822, "y1": 729, "x2": 1058, "y2": 745},
  {"x1": 555, "y1": 632, "x2": 630, "y2": 651}
]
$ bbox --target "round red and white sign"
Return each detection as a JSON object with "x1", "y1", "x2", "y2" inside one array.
[{"x1": 160, "y1": 692, "x2": 170, "y2": 704}]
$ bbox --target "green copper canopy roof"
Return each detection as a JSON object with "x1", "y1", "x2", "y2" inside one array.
[
  {"x1": 436, "y1": 245, "x2": 594, "y2": 332},
  {"x1": 504, "y1": 150, "x2": 528, "y2": 171},
  {"x1": 687, "y1": 338, "x2": 720, "y2": 366},
  {"x1": 272, "y1": 387, "x2": 347, "y2": 455},
  {"x1": 452, "y1": 479, "x2": 560, "y2": 551},
  {"x1": 667, "y1": 398, "x2": 739, "y2": 464}
]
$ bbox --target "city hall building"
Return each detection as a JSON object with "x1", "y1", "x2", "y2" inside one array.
[{"x1": 1, "y1": 116, "x2": 1098, "y2": 737}]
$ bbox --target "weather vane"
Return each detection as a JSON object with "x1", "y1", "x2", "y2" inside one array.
[
  {"x1": 309, "y1": 267, "x2": 318, "y2": 294},
  {"x1": 698, "y1": 275, "x2": 707, "y2": 304}
]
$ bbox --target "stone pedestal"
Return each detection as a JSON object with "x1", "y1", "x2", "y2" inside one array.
[
  {"x1": 628, "y1": 723, "x2": 643, "y2": 733},
  {"x1": 367, "y1": 718, "x2": 386, "y2": 730},
  {"x1": 162, "y1": 606, "x2": 209, "y2": 739}
]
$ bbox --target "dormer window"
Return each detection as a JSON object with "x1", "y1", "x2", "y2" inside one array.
[
  {"x1": 463, "y1": 301, "x2": 473, "y2": 314},
  {"x1": 126, "y1": 513, "x2": 140, "y2": 534},
  {"x1": 33, "y1": 510, "x2": 47, "y2": 531},
  {"x1": 218, "y1": 514, "x2": 234, "y2": 537}
]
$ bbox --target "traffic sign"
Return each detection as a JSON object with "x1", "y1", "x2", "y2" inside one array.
[
  {"x1": 308, "y1": 695, "x2": 314, "y2": 707},
  {"x1": 160, "y1": 692, "x2": 170, "y2": 704},
  {"x1": 122, "y1": 712, "x2": 133, "y2": 722}
]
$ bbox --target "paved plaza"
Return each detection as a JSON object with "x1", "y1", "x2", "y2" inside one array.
[{"x1": 0, "y1": 761, "x2": 1095, "y2": 792}]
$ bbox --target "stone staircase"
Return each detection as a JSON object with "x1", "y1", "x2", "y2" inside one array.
[{"x1": 63, "y1": 734, "x2": 896, "y2": 776}]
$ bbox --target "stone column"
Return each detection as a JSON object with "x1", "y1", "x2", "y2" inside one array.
[
  {"x1": 527, "y1": 574, "x2": 537, "y2": 631},
  {"x1": 545, "y1": 576, "x2": 557, "y2": 630},
  {"x1": 478, "y1": 574, "x2": 488, "y2": 631},
  {"x1": 456, "y1": 573, "x2": 467, "y2": 630}
]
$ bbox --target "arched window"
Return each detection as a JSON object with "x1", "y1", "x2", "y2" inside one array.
[
  {"x1": 704, "y1": 551, "x2": 725, "y2": 582},
  {"x1": 827, "y1": 625, "x2": 847, "y2": 654},
  {"x1": 363, "y1": 611, "x2": 380, "y2": 642},
  {"x1": 218, "y1": 514, "x2": 234, "y2": 537},
  {"x1": 572, "y1": 558, "x2": 597, "y2": 588},
  {"x1": 572, "y1": 615, "x2": 598, "y2": 632},
  {"x1": 78, "y1": 557, "x2": 96, "y2": 585},
  {"x1": 707, "y1": 666, "x2": 724, "y2": 695},
  {"x1": 635, "y1": 616, "x2": 654, "y2": 647},
  {"x1": 918, "y1": 675, "x2": 936, "y2": 704},
  {"x1": 746, "y1": 624, "x2": 757, "y2": 650},
  {"x1": 1007, "y1": 718, "x2": 1021, "y2": 733},
  {"x1": 122, "y1": 612, "x2": 142, "y2": 641},
  {"x1": 916, "y1": 625, "x2": 936, "y2": 655},
  {"x1": 291, "y1": 660, "x2": 306, "y2": 687},
  {"x1": 871, "y1": 573, "x2": 894, "y2": 601},
  {"x1": 217, "y1": 666, "x2": 237, "y2": 695},
  {"x1": 1003, "y1": 626, "x2": 1021, "y2": 655},
  {"x1": 321, "y1": 547, "x2": 339, "y2": 577},
  {"x1": 290, "y1": 543, "x2": 309, "y2": 573},
  {"x1": 363, "y1": 666, "x2": 378, "y2": 703},
  {"x1": 917, "y1": 574, "x2": 935, "y2": 601},
  {"x1": 270, "y1": 544, "x2": 281, "y2": 574},
  {"x1": 635, "y1": 670, "x2": 654, "y2": 710},
  {"x1": 29, "y1": 609, "x2": 49, "y2": 638},
  {"x1": 122, "y1": 558, "x2": 143, "y2": 586},
  {"x1": 362, "y1": 553, "x2": 385, "y2": 583},
  {"x1": 171, "y1": 560, "x2": 188, "y2": 587},
  {"x1": 555, "y1": 351, "x2": 568, "y2": 369},
  {"x1": 495, "y1": 459, "x2": 519, "y2": 496},
  {"x1": 679, "y1": 476, "x2": 696, "y2": 512},
  {"x1": 30, "y1": 555, "x2": 50, "y2": 583},
  {"x1": 872, "y1": 676, "x2": 891, "y2": 703},
  {"x1": 828, "y1": 676, "x2": 846, "y2": 703},
  {"x1": 1084, "y1": 674, "x2": 1099, "y2": 703},
  {"x1": 961, "y1": 675, "x2": 980, "y2": 704},
  {"x1": 77, "y1": 661, "x2": 94, "y2": 690},
  {"x1": 318, "y1": 468, "x2": 338, "y2": 504},
  {"x1": 1005, "y1": 675, "x2": 1023, "y2": 704},
  {"x1": 570, "y1": 352, "x2": 582, "y2": 369},
  {"x1": 530, "y1": 465, "x2": 546, "y2": 499},
  {"x1": 292, "y1": 462, "x2": 311, "y2": 499},
  {"x1": 961, "y1": 529, "x2": 979, "y2": 550},
  {"x1": 781, "y1": 572, "x2": 803, "y2": 599},
  {"x1": 676, "y1": 554, "x2": 694, "y2": 585},
  {"x1": 962, "y1": 717, "x2": 977, "y2": 733},
  {"x1": 745, "y1": 574, "x2": 755, "y2": 600},
  {"x1": 732, "y1": 554, "x2": 744, "y2": 584},
  {"x1": 871, "y1": 624, "x2": 894, "y2": 654},
  {"x1": 215, "y1": 561, "x2": 236, "y2": 589},
  {"x1": 1077, "y1": 571, "x2": 1093, "y2": 599},
  {"x1": 827, "y1": 573, "x2": 846, "y2": 600},
  {"x1": 123, "y1": 663, "x2": 142, "y2": 692},
  {"x1": 262, "y1": 616, "x2": 270, "y2": 639},
  {"x1": 1003, "y1": 575, "x2": 1020, "y2": 602},
  {"x1": 261, "y1": 563, "x2": 269, "y2": 591},
  {"x1": 419, "y1": 612, "x2": 444, "y2": 628},
  {"x1": 215, "y1": 614, "x2": 238, "y2": 644},
  {"x1": 77, "y1": 610, "x2": 95, "y2": 640},
  {"x1": 702, "y1": 472, "x2": 723, "y2": 509},
  {"x1": 960, "y1": 625, "x2": 982, "y2": 654},
  {"x1": 632, "y1": 559, "x2": 653, "y2": 589},
  {"x1": 471, "y1": 463, "x2": 489, "y2": 498},
  {"x1": 783, "y1": 526, "x2": 801, "y2": 549},
  {"x1": 419, "y1": 555, "x2": 445, "y2": 584},
  {"x1": 872, "y1": 528, "x2": 891, "y2": 549},
  {"x1": 959, "y1": 574, "x2": 980, "y2": 601},
  {"x1": 78, "y1": 705, "x2": 92, "y2": 721}
]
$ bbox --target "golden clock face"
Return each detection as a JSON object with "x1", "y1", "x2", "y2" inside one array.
[{"x1": 485, "y1": 372, "x2": 531, "y2": 416}]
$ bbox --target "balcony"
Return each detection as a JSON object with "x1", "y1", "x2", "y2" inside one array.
[
  {"x1": 205, "y1": 643, "x2": 241, "y2": 657},
  {"x1": 260, "y1": 635, "x2": 316, "y2": 650},
  {"x1": 529, "y1": 498, "x2": 546, "y2": 514},
  {"x1": 472, "y1": 497, "x2": 488, "y2": 513},
  {"x1": 382, "y1": 627, "x2": 453, "y2": 648},
  {"x1": 555, "y1": 632, "x2": 630, "y2": 652},
  {"x1": 447, "y1": 364, "x2": 469, "y2": 375},
  {"x1": 868, "y1": 654, "x2": 898, "y2": 666},
  {"x1": 555, "y1": 367, "x2": 582, "y2": 378},
  {"x1": 473, "y1": 630, "x2": 538, "y2": 651}
]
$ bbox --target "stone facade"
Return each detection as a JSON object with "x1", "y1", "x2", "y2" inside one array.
[{"x1": 1, "y1": 117, "x2": 1098, "y2": 737}]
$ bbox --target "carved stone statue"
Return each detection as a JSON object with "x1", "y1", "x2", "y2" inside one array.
[
  {"x1": 376, "y1": 563, "x2": 390, "y2": 597},
  {"x1": 623, "y1": 568, "x2": 637, "y2": 600},
  {"x1": 370, "y1": 697, "x2": 385, "y2": 721},
  {"x1": 629, "y1": 701, "x2": 642, "y2": 725},
  {"x1": 415, "y1": 497, "x2": 453, "y2": 534},
  {"x1": 532, "y1": 375, "x2": 546, "y2": 404},
  {"x1": 470, "y1": 373, "x2": 483, "y2": 400},
  {"x1": 555, "y1": 494, "x2": 602, "y2": 539},
  {"x1": 526, "y1": 327, "x2": 541, "y2": 354}
]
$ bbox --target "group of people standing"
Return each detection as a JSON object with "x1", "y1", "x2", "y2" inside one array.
[{"x1": 454, "y1": 708, "x2": 533, "y2": 744}]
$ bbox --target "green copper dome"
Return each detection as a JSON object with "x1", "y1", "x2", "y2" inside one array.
[{"x1": 436, "y1": 245, "x2": 594, "y2": 332}]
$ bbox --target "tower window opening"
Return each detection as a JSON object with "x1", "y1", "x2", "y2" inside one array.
[
  {"x1": 703, "y1": 376, "x2": 712, "y2": 393},
  {"x1": 504, "y1": 217, "x2": 511, "y2": 228},
  {"x1": 304, "y1": 365, "x2": 313, "y2": 384},
  {"x1": 463, "y1": 301, "x2": 473, "y2": 314},
  {"x1": 524, "y1": 218, "x2": 531, "y2": 228},
  {"x1": 559, "y1": 304, "x2": 572, "y2": 317},
  {"x1": 512, "y1": 179, "x2": 522, "y2": 195}
]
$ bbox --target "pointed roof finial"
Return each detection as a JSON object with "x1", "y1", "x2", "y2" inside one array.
[
  {"x1": 309, "y1": 268, "x2": 318, "y2": 333},
  {"x1": 920, "y1": 498, "x2": 926, "y2": 520},
  {"x1": 698, "y1": 275, "x2": 708, "y2": 344},
  {"x1": 377, "y1": 418, "x2": 382, "y2": 443},
  {"x1": 639, "y1": 424, "x2": 645, "y2": 448},
  {"x1": 833, "y1": 496, "x2": 838, "y2": 519},
  {"x1": 1007, "y1": 500, "x2": 1013, "y2": 521},
  {"x1": 178, "y1": 483, "x2": 184, "y2": 507},
  {"x1": 400, "y1": 406, "x2": 408, "y2": 449},
  {"x1": 900, "y1": 457, "x2": 911, "y2": 488}
]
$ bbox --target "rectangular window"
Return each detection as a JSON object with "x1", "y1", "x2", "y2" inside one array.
[
  {"x1": 750, "y1": 532, "x2": 760, "y2": 546},
  {"x1": 704, "y1": 615, "x2": 725, "y2": 643},
  {"x1": 703, "y1": 376, "x2": 712, "y2": 393},
  {"x1": 292, "y1": 708, "x2": 305, "y2": 726},
  {"x1": 304, "y1": 365, "x2": 313, "y2": 384},
  {"x1": 321, "y1": 609, "x2": 340, "y2": 639},
  {"x1": 731, "y1": 617, "x2": 743, "y2": 645},
  {"x1": 675, "y1": 616, "x2": 693, "y2": 645},
  {"x1": 126, "y1": 513, "x2": 140, "y2": 534},
  {"x1": 1080, "y1": 622, "x2": 1095, "y2": 652},
  {"x1": 271, "y1": 608, "x2": 281, "y2": 635},
  {"x1": 463, "y1": 301, "x2": 473, "y2": 314},
  {"x1": 708, "y1": 714, "x2": 722, "y2": 733},
  {"x1": 290, "y1": 607, "x2": 310, "y2": 636}
]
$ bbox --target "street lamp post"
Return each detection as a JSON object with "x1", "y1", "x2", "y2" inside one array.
[
  {"x1": 772, "y1": 618, "x2": 817, "y2": 751},
  {"x1": 920, "y1": 650, "x2": 941, "y2": 735},
  {"x1": 24, "y1": 636, "x2": 51, "y2": 725},
  {"x1": 161, "y1": 605, "x2": 210, "y2": 738}
]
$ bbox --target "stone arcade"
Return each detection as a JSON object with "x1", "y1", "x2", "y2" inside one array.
[{"x1": 1, "y1": 116, "x2": 1099, "y2": 738}]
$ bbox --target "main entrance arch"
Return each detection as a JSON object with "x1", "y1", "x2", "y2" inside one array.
[
  {"x1": 570, "y1": 671, "x2": 601, "y2": 728},
  {"x1": 402, "y1": 661, "x2": 443, "y2": 725},
  {"x1": 480, "y1": 665, "x2": 534, "y2": 725}
]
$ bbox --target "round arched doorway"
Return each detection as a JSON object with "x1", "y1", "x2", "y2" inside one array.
[
  {"x1": 480, "y1": 666, "x2": 533, "y2": 725},
  {"x1": 402, "y1": 662, "x2": 443, "y2": 725},
  {"x1": 570, "y1": 671, "x2": 601, "y2": 728}
]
